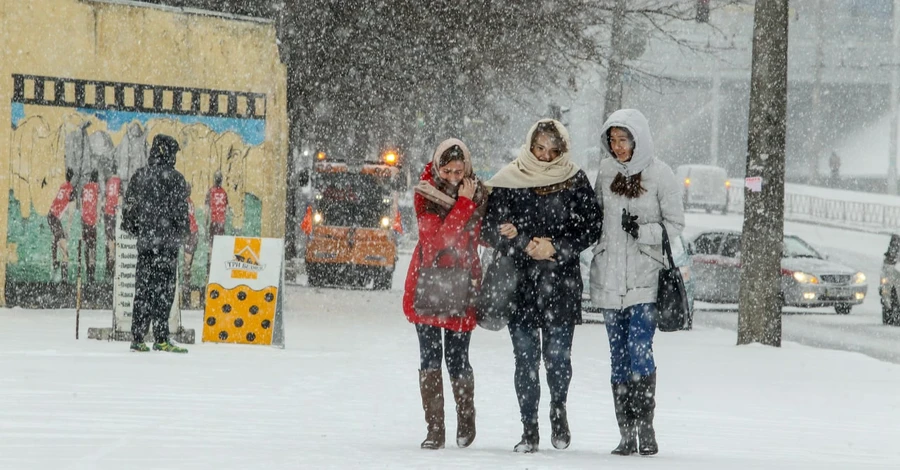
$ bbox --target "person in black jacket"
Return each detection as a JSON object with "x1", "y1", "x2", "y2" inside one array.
[
  {"x1": 121, "y1": 134, "x2": 190, "y2": 353},
  {"x1": 482, "y1": 119, "x2": 603, "y2": 453}
]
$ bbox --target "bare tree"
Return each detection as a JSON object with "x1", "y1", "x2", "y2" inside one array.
[{"x1": 737, "y1": 0, "x2": 789, "y2": 347}]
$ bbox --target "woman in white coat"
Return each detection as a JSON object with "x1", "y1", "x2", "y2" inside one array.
[{"x1": 590, "y1": 109, "x2": 685, "y2": 456}]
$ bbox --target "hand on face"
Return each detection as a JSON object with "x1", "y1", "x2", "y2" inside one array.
[
  {"x1": 457, "y1": 178, "x2": 476, "y2": 200},
  {"x1": 439, "y1": 160, "x2": 466, "y2": 186},
  {"x1": 525, "y1": 237, "x2": 556, "y2": 261}
]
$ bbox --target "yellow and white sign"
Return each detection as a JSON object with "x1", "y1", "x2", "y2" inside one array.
[{"x1": 204, "y1": 236, "x2": 284, "y2": 347}]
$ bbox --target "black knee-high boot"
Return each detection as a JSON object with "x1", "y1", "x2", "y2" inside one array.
[
  {"x1": 611, "y1": 382, "x2": 637, "y2": 455},
  {"x1": 633, "y1": 372, "x2": 658, "y2": 455}
]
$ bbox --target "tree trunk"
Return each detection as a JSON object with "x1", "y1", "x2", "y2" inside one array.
[
  {"x1": 602, "y1": 0, "x2": 627, "y2": 120},
  {"x1": 737, "y1": 0, "x2": 789, "y2": 347}
]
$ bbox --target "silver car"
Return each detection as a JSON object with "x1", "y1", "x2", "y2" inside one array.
[
  {"x1": 879, "y1": 234, "x2": 900, "y2": 325},
  {"x1": 689, "y1": 230, "x2": 867, "y2": 314}
]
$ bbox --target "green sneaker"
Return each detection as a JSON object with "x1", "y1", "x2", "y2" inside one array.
[
  {"x1": 152, "y1": 341, "x2": 188, "y2": 353},
  {"x1": 130, "y1": 341, "x2": 150, "y2": 352}
]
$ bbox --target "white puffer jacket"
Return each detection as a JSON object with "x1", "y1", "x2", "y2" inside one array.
[{"x1": 589, "y1": 109, "x2": 685, "y2": 310}]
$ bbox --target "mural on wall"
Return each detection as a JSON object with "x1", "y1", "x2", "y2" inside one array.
[{"x1": 6, "y1": 74, "x2": 270, "y2": 305}]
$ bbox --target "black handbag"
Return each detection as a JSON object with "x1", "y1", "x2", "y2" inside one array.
[
  {"x1": 475, "y1": 249, "x2": 518, "y2": 331},
  {"x1": 657, "y1": 223, "x2": 689, "y2": 332},
  {"x1": 414, "y1": 245, "x2": 472, "y2": 318}
]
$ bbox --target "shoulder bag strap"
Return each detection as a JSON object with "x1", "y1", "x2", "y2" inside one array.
[{"x1": 658, "y1": 222, "x2": 676, "y2": 269}]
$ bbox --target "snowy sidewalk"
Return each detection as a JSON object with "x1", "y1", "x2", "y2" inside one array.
[{"x1": 1, "y1": 285, "x2": 899, "y2": 469}]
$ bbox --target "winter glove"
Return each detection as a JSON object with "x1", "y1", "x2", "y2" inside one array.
[{"x1": 621, "y1": 208, "x2": 639, "y2": 239}]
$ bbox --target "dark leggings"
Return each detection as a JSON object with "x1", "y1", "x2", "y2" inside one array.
[
  {"x1": 415, "y1": 324, "x2": 473, "y2": 379},
  {"x1": 509, "y1": 324, "x2": 575, "y2": 424}
]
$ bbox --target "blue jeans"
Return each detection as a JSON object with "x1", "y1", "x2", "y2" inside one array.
[
  {"x1": 603, "y1": 303, "x2": 657, "y2": 383},
  {"x1": 509, "y1": 324, "x2": 575, "y2": 424},
  {"x1": 415, "y1": 324, "x2": 473, "y2": 379}
]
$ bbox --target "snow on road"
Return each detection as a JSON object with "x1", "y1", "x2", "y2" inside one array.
[{"x1": 2, "y1": 211, "x2": 900, "y2": 468}]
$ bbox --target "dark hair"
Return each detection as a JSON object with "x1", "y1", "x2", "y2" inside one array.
[
  {"x1": 438, "y1": 145, "x2": 466, "y2": 168},
  {"x1": 610, "y1": 172, "x2": 646, "y2": 199},
  {"x1": 89, "y1": 170, "x2": 99, "y2": 182},
  {"x1": 530, "y1": 121, "x2": 568, "y2": 154}
]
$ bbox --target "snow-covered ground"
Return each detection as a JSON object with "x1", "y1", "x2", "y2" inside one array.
[{"x1": 3, "y1": 212, "x2": 900, "y2": 469}]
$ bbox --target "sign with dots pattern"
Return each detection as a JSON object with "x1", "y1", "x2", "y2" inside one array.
[{"x1": 203, "y1": 236, "x2": 284, "y2": 347}]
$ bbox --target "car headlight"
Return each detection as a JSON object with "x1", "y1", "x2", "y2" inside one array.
[
  {"x1": 853, "y1": 272, "x2": 866, "y2": 284},
  {"x1": 679, "y1": 266, "x2": 691, "y2": 283},
  {"x1": 793, "y1": 272, "x2": 819, "y2": 284},
  {"x1": 380, "y1": 216, "x2": 391, "y2": 228},
  {"x1": 883, "y1": 277, "x2": 889, "y2": 285},
  {"x1": 313, "y1": 212, "x2": 323, "y2": 224}
]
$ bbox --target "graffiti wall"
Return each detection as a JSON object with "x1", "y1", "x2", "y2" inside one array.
[
  {"x1": 5, "y1": 74, "x2": 276, "y2": 307},
  {"x1": 0, "y1": 0, "x2": 288, "y2": 308}
]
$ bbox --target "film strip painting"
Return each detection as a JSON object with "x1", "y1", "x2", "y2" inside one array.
[{"x1": 11, "y1": 74, "x2": 266, "y2": 120}]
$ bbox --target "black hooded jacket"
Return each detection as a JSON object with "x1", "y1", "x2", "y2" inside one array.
[{"x1": 122, "y1": 135, "x2": 189, "y2": 250}]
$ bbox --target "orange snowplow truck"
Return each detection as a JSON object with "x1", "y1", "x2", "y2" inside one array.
[{"x1": 303, "y1": 151, "x2": 402, "y2": 290}]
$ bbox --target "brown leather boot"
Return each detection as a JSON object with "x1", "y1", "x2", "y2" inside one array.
[
  {"x1": 419, "y1": 369, "x2": 445, "y2": 450},
  {"x1": 451, "y1": 372, "x2": 476, "y2": 448}
]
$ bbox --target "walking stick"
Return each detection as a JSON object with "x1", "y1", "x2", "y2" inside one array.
[{"x1": 75, "y1": 240, "x2": 82, "y2": 340}]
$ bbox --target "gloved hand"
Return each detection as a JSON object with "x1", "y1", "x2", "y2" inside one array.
[{"x1": 621, "y1": 208, "x2": 639, "y2": 239}]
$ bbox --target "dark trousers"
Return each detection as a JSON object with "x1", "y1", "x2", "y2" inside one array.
[
  {"x1": 82, "y1": 224, "x2": 97, "y2": 282},
  {"x1": 132, "y1": 246, "x2": 178, "y2": 343},
  {"x1": 603, "y1": 303, "x2": 657, "y2": 384},
  {"x1": 415, "y1": 324, "x2": 472, "y2": 379},
  {"x1": 509, "y1": 324, "x2": 575, "y2": 425}
]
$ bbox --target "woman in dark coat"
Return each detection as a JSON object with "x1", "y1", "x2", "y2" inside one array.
[
  {"x1": 482, "y1": 119, "x2": 602, "y2": 453},
  {"x1": 402, "y1": 138, "x2": 486, "y2": 450}
]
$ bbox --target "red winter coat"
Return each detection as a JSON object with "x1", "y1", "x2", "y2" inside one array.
[{"x1": 402, "y1": 163, "x2": 481, "y2": 332}]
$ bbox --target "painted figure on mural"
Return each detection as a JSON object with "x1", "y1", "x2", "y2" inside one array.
[
  {"x1": 206, "y1": 171, "x2": 229, "y2": 244},
  {"x1": 104, "y1": 162, "x2": 122, "y2": 279},
  {"x1": 81, "y1": 170, "x2": 100, "y2": 283},
  {"x1": 183, "y1": 183, "x2": 199, "y2": 306},
  {"x1": 47, "y1": 168, "x2": 76, "y2": 283},
  {"x1": 115, "y1": 121, "x2": 149, "y2": 187}
]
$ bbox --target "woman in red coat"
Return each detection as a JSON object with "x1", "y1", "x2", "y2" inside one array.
[{"x1": 403, "y1": 138, "x2": 486, "y2": 450}]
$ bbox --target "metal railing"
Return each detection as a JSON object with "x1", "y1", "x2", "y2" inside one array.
[{"x1": 727, "y1": 186, "x2": 900, "y2": 233}]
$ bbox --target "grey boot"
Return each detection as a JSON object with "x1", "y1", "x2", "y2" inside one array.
[
  {"x1": 633, "y1": 372, "x2": 658, "y2": 456},
  {"x1": 549, "y1": 402, "x2": 570, "y2": 449},
  {"x1": 450, "y1": 373, "x2": 476, "y2": 448},
  {"x1": 419, "y1": 369, "x2": 445, "y2": 450},
  {"x1": 513, "y1": 420, "x2": 539, "y2": 453},
  {"x1": 611, "y1": 382, "x2": 637, "y2": 455}
]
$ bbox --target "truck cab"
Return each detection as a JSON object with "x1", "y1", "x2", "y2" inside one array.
[{"x1": 303, "y1": 152, "x2": 402, "y2": 290}]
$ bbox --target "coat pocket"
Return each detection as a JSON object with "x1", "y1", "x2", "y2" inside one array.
[{"x1": 638, "y1": 244, "x2": 666, "y2": 268}]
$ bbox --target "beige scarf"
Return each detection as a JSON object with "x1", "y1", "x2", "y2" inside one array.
[{"x1": 487, "y1": 119, "x2": 581, "y2": 189}]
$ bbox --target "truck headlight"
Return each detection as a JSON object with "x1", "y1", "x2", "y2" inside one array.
[
  {"x1": 380, "y1": 216, "x2": 390, "y2": 228},
  {"x1": 793, "y1": 272, "x2": 819, "y2": 284},
  {"x1": 853, "y1": 272, "x2": 866, "y2": 284},
  {"x1": 313, "y1": 212, "x2": 323, "y2": 224}
]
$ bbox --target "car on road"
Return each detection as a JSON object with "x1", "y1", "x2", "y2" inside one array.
[
  {"x1": 879, "y1": 234, "x2": 900, "y2": 326},
  {"x1": 688, "y1": 229, "x2": 867, "y2": 314},
  {"x1": 676, "y1": 164, "x2": 729, "y2": 214},
  {"x1": 580, "y1": 234, "x2": 696, "y2": 329}
]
